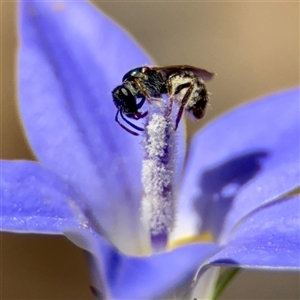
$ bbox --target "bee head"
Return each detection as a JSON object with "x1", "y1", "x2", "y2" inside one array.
[{"x1": 112, "y1": 85, "x2": 137, "y2": 114}]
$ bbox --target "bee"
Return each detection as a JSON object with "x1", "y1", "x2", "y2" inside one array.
[{"x1": 112, "y1": 65, "x2": 214, "y2": 135}]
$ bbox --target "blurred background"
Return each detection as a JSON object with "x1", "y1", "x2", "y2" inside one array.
[{"x1": 1, "y1": 1, "x2": 299, "y2": 299}]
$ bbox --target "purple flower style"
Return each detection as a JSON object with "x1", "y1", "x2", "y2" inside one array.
[{"x1": 1, "y1": 1, "x2": 299, "y2": 299}]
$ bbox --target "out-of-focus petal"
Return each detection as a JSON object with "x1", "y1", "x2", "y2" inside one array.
[
  {"x1": 205, "y1": 195, "x2": 300, "y2": 269},
  {"x1": 18, "y1": 0, "x2": 152, "y2": 252},
  {"x1": 0, "y1": 160, "x2": 89, "y2": 233},
  {"x1": 75, "y1": 225, "x2": 221, "y2": 300},
  {"x1": 174, "y1": 88, "x2": 300, "y2": 242},
  {"x1": 108, "y1": 244, "x2": 220, "y2": 299}
]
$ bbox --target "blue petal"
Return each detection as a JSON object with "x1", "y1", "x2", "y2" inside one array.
[
  {"x1": 206, "y1": 195, "x2": 300, "y2": 269},
  {"x1": 66, "y1": 226, "x2": 220, "y2": 299},
  {"x1": 108, "y1": 244, "x2": 219, "y2": 299},
  {"x1": 175, "y1": 88, "x2": 300, "y2": 241},
  {"x1": 18, "y1": 1, "x2": 152, "y2": 249},
  {"x1": 0, "y1": 160, "x2": 89, "y2": 233}
]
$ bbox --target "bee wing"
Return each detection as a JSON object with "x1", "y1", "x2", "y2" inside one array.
[
  {"x1": 153, "y1": 65, "x2": 215, "y2": 81},
  {"x1": 182, "y1": 65, "x2": 215, "y2": 81}
]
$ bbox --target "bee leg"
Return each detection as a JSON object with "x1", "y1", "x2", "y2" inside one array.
[
  {"x1": 166, "y1": 75, "x2": 193, "y2": 121},
  {"x1": 166, "y1": 97, "x2": 174, "y2": 118},
  {"x1": 134, "y1": 79, "x2": 152, "y2": 100},
  {"x1": 137, "y1": 97, "x2": 146, "y2": 109},
  {"x1": 120, "y1": 110, "x2": 145, "y2": 132},
  {"x1": 174, "y1": 81, "x2": 195, "y2": 130},
  {"x1": 134, "y1": 80, "x2": 162, "y2": 103},
  {"x1": 136, "y1": 97, "x2": 149, "y2": 119},
  {"x1": 115, "y1": 110, "x2": 142, "y2": 136},
  {"x1": 135, "y1": 111, "x2": 148, "y2": 119},
  {"x1": 149, "y1": 97, "x2": 163, "y2": 102}
]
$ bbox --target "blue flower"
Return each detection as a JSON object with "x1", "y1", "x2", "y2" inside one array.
[{"x1": 1, "y1": 1, "x2": 299, "y2": 299}]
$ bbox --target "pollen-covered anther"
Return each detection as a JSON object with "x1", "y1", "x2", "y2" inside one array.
[
  {"x1": 144, "y1": 114, "x2": 169, "y2": 158},
  {"x1": 141, "y1": 101, "x2": 177, "y2": 251}
]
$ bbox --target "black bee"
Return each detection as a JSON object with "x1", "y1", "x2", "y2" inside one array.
[{"x1": 112, "y1": 65, "x2": 214, "y2": 135}]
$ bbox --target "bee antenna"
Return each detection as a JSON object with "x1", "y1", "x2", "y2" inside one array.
[
  {"x1": 115, "y1": 110, "x2": 147, "y2": 136},
  {"x1": 120, "y1": 110, "x2": 145, "y2": 132}
]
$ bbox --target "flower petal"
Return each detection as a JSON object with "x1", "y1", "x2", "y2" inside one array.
[
  {"x1": 67, "y1": 226, "x2": 220, "y2": 300},
  {"x1": 18, "y1": 0, "x2": 152, "y2": 251},
  {"x1": 174, "y1": 88, "x2": 300, "y2": 242},
  {"x1": 108, "y1": 244, "x2": 219, "y2": 299},
  {"x1": 206, "y1": 195, "x2": 300, "y2": 269},
  {"x1": 0, "y1": 160, "x2": 88, "y2": 233}
]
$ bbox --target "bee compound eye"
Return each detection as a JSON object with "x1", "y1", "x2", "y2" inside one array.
[{"x1": 121, "y1": 87, "x2": 129, "y2": 96}]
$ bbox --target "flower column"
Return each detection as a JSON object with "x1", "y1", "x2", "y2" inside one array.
[{"x1": 141, "y1": 100, "x2": 178, "y2": 252}]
